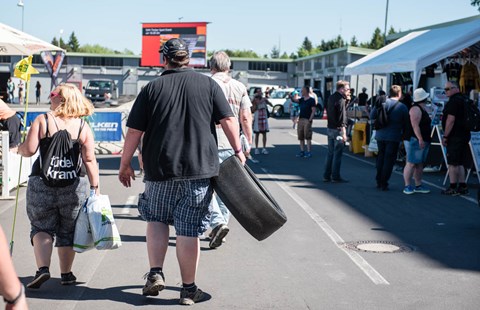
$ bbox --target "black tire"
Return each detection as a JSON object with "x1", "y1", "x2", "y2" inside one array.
[
  {"x1": 272, "y1": 105, "x2": 284, "y2": 118},
  {"x1": 212, "y1": 156, "x2": 287, "y2": 241}
]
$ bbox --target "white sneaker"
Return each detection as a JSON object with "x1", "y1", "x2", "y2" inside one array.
[
  {"x1": 262, "y1": 148, "x2": 269, "y2": 155},
  {"x1": 254, "y1": 149, "x2": 260, "y2": 155}
]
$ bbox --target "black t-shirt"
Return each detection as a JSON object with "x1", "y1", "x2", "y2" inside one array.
[
  {"x1": 358, "y1": 92, "x2": 368, "y2": 106},
  {"x1": 442, "y1": 93, "x2": 470, "y2": 141},
  {"x1": 298, "y1": 97, "x2": 316, "y2": 119},
  {"x1": 443, "y1": 62, "x2": 462, "y2": 82},
  {"x1": 326, "y1": 91, "x2": 347, "y2": 129},
  {"x1": 127, "y1": 68, "x2": 234, "y2": 181}
]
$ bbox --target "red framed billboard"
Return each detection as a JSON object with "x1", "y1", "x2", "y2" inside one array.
[{"x1": 141, "y1": 22, "x2": 208, "y2": 68}]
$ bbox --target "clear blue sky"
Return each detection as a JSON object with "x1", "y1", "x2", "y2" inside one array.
[{"x1": 1, "y1": 0, "x2": 478, "y2": 56}]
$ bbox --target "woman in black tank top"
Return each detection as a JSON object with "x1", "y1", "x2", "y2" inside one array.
[
  {"x1": 17, "y1": 83, "x2": 99, "y2": 289},
  {"x1": 402, "y1": 88, "x2": 432, "y2": 195}
]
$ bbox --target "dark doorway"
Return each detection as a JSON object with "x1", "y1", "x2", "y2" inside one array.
[{"x1": 0, "y1": 73, "x2": 10, "y2": 102}]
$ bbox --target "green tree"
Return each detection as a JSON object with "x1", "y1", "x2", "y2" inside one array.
[
  {"x1": 350, "y1": 36, "x2": 358, "y2": 47},
  {"x1": 289, "y1": 52, "x2": 297, "y2": 59},
  {"x1": 78, "y1": 44, "x2": 116, "y2": 54},
  {"x1": 280, "y1": 52, "x2": 290, "y2": 59},
  {"x1": 59, "y1": 37, "x2": 68, "y2": 51},
  {"x1": 368, "y1": 27, "x2": 385, "y2": 49},
  {"x1": 68, "y1": 32, "x2": 80, "y2": 52},
  {"x1": 51, "y1": 37, "x2": 59, "y2": 47},
  {"x1": 270, "y1": 45, "x2": 280, "y2": 58},
  {"x1": 301, "y1": 37, "x2": 313, "y2": 52},
  {"x1": 223, "y1": 49, "x2": 260, "y2": 58},
  {"x1": 472, "y1": 0, "x2": 480, "y2": 11},
  {"x1": 388, "y1": 26, "x2": 396, "y2": 35}
]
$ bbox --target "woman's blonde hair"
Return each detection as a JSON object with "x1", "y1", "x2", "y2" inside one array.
[{"x1": 54, "y1": 83, "x2": 94, "y2": 117}]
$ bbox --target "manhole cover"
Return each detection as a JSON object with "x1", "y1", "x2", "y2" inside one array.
[{"x1": 342, "y1": 241, "x2": 414, "y2": 253}]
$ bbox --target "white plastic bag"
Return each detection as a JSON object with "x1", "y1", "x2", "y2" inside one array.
[
  {"x1": 368, "y1": 130, "x2": 378, "y2": 152},
  {"x1": 87, "y1": 195, "x2": 122, "y2": 250},
  {"x1": 73, "y1": 203, "x2": 94, "y2": 253}
]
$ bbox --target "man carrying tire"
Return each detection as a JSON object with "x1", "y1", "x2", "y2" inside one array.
[{"x1": 118, "y1": 38, "x2": 246, "y2": 305}]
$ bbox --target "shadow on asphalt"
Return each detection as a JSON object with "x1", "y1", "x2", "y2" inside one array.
[
  {"x1": 20, "y1": 279, "x2": 212, "y2": 306},
  {"x1": 248, "y1": 121, "x2": 480, "y2": 272}
]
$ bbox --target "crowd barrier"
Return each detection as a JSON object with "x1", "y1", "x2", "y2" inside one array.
[
  {"x1": 0, "y1": 132, "x2": 37, "y2": 199},
  {"x1": 0, "y1": 108, "x2": 131, "y2": 199}
]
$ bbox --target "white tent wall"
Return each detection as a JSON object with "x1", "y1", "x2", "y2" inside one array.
[{"x1": 344, "y1": 18, "x2": 480, "y2": 89}]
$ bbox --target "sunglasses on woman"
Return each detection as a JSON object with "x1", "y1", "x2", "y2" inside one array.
[{"x1": 50, "y1": 91, "x2": 60, "y2": 98}]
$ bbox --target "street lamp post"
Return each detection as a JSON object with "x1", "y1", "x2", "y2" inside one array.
[
  {"x1": 384, "y1": 0, "x2": 389, "y2": 45},
  {"x1": 17, "y1": 0, "x2": 24, "y2": 31}
]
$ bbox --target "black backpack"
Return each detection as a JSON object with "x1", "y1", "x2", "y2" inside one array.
[
  {"x1": 39, "y1": 114, "x2": 84, "y2": 187},
  {"x1": 374, "y1": 101, "x2": 400, "y2": 130},
  {"x1": 463, "y1": 96, "x2": 480, "y2": 132}
]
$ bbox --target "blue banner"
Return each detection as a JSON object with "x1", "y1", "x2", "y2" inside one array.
[
  {"x1": 18, "y1": 111, "x2": 123, "y2": 142},
  {"x1": 89, "y1": 112, "x2": 122, "y2": 142}
]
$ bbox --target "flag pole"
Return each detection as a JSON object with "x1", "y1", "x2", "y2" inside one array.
[{"x1": 9, "y1": 55, "x2": 36, "y2": 255}]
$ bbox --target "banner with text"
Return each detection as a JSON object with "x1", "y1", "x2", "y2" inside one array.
[
  {"x1": 89, "y1": 112, "x2": 122, "y2": 142},
  {"x1": 141, "y1": 22, "x2": 208, "y2": 68}
]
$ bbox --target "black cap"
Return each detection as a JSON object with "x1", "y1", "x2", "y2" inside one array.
[{"x1": 161, "y1": 38, "x2": 189, "y2": 58}]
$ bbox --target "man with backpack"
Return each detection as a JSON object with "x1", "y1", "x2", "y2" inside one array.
[
  {"x1": 370, "y1": 85, "x2": 409, "y2": 191},
  {"x1": 441, "y1": 81, "x2": 470, "y2": 196}
]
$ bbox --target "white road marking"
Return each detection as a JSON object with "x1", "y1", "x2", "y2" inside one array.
[
  {"x1": 261, "y1": 167, "x2": 390, "y2": 285},
  {"x1": 122, "y1": 195, "x2": 137, "y2": 214}
]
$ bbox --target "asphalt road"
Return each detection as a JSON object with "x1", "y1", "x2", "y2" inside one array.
[{"x1": 1, "y1": 118, "x2": 479, "y2": 309}]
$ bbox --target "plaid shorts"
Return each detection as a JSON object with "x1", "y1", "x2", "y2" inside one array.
[
  {"x1": 26, "y1": 176, "x2": 89, "y2": 247},
  {"x1": 138, "y1": 178, "x2": 213, "y2": 237}
]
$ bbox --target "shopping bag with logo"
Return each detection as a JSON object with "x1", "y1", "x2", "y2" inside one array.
[
  {"x1": 73, "y1": 202, "x2": 94, "y2": 253},
  {"x1": 87, "y1": 194, "x2": 122, "y2": 250}
]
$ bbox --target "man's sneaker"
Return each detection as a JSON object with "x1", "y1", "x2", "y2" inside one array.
[
  {"x1": 254, "y1": 149, "x2": 260, "y2": 155},
  {"x1": 457, "y1": 186, "x2": 469, "y2": 195},
  {"x1": 323, "y1": 178, "x2": 331, "y2": 182},
  {"x1": 61, "y1": 272, "x2": 77, "y2": 285},
  {"x1": 296, "y1": 151, "x2": 305, "y2": 158},
  {"x1": 261, "y1": 148, "x2": 269, "y2": 155},
  {"x1": 179, "y1": 288, "x2": 205, "y2": 305},
  {"x1": 331, "y1": 178, "x2": 349, "y2": 183},
  {"x1": 441, "y1": 187, "x2": 459, "y2": 196},
  {"x1": 414, "y1": 185, "x2": 430, "y2": 194},
  {"x1": 403, "y1": 185, "x2": 415, "y2": 195},
  {"x1": 27, "y1": 268, "x2": 50, "y2": 289},
  {"x1": 304, "y1": 152, "x2": 312, "y2": 158},
  {"x1": 209, "y1": 224, "x2": 229, "y2": 249},
  {"x1": 142, "y1": 271, "x2": 165, "y2": 296}
]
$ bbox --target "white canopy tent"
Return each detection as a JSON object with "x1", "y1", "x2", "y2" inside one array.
[
  {"x1": 0, "y1": 22, "x2": 63, "y2": 55},
  {"x1": 344, "y1": 18, "x2": 480, "y2": 88}
]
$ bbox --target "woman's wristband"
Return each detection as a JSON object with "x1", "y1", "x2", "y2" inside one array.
[
  {"x1": 90, "y1": 185, "x2": 98, "y2": 190},
  {"x1": 3, "y1": 284, "x2": 24, "y2": 305},
  {"x1": 234, "y1": 148, "x2": 242, "y2": 154}
]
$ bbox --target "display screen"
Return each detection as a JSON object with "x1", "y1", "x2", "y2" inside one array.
[{"x1": 141, "y1": 22, "x2": 208, "y2": 67}]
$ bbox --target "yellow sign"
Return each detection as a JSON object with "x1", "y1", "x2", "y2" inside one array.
[{"x1": 14, "y1": 55, "x2": 39, "y2": 81}]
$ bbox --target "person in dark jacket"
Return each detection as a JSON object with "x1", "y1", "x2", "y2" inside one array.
[
  {"x1": 323, "y1": 80, "x2": 349, "y2": 183},
  {"x1": 370, "y1": 85, "x2": 409, "y2": 191}
]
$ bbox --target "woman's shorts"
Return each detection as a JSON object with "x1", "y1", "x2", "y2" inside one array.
[
  {"x1": 138, "y1": 178, "x2": 213, "y2": 237},
  {"x1": 404, "y1": 137, "x2": 430, "y2": 164},
  {"x1": 297, "y1": 118, "x2": 313, "y2": 140},
  {"x1": 26, "y1": 176, "x2": 89, "y2": 247}
]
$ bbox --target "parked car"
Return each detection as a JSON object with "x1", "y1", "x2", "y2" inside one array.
[
  {"x1": 83, "y1": 79, "x2": 118, "y2": 102},
  {"x1": 266, "y1": 88, "x2": 295, "y2": 117},
  {"x1": 266, "y1": 87, "x2": 325, "y2": 118},
  {"x1": 294, "y1": 87, "x2": 325, "y2": 118}
]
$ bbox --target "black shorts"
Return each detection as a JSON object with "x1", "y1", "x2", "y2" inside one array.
[{"x1": 446, "y1": 138, "x2": 469, "y2": 166}]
